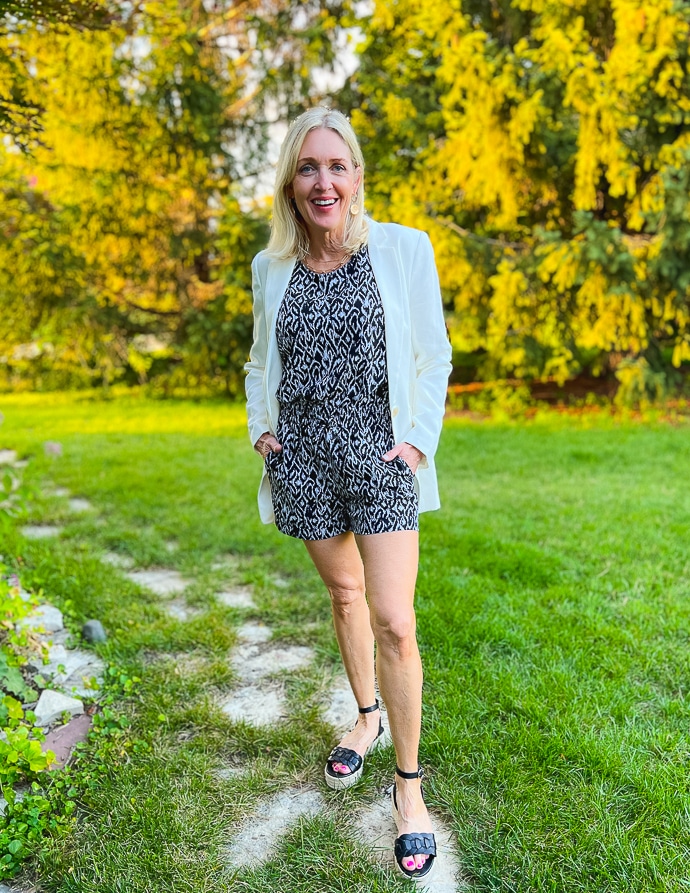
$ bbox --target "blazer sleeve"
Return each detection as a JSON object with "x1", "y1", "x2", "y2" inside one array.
[
  {"x1": 244, "y1": 253, "x2": 271, "y2": 447},
  {"x1": 403, "y1": 232, "x2": 452, "y2": 462}
]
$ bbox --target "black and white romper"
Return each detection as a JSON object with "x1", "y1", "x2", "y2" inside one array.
[{"x1": 265, "y1": 245, "x2": 419, "y2": 541}]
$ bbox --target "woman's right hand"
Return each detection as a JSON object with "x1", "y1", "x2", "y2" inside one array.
[{"x1": 254, "y1": 432, "x2": 283, "y2": 458}]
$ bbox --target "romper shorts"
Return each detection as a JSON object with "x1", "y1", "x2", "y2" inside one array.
[{"x1": 265, "y1": 393, "x2": 419, "y2": 541}]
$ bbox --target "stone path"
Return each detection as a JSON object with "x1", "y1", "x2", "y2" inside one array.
[
  {"x1": 224, "y1": 788, "x2": 327, "y2": 869},
  {"x1": 114, "y1": 551, "x2": 465, "y2": 888},
  {"x1": 9, "y1": 467, "x2": 465, "y2": 890}
]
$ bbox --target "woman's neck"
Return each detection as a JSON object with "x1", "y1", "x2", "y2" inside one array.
[{"x1": 305, "y1": 229, "x2": 346, "y2": 262}]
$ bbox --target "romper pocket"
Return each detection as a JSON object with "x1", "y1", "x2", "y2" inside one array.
[
  {"x1": 265, "y1": 449, "x2": 284, "y2": 472},
  {"x1": 391, "y1": 455, "x2": 415, "y2": 476}
]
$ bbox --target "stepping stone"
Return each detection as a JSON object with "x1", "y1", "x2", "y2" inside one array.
[
  {"x1": 232, "y1": 644, "x2": 313, "y2": 682},
  {"x1": 101, "y1": 551, "x2": 135, "y2": 569},
  {"x1": 216, "y1": 587, "x2": 256, "y2": 610},
  {"x1": 0, "y1": 449, "x2": 17, "y2": 464},
  {"x1": 42, "y1": 712, "x2": 93, "y2": 768},
  {"x1": 62, "y1": 660, "x2": 105, "y2": 698},
  {"x1": 68, "y1": 497, "x2": 92, "y2": 512},
  {"x1": 34, "y1": 690, "x2": 84, "y2": 727},
  {"x1": 322, "y1": 674, "x2": 359, "y2": 732},
  {"x1": 21, "y1": 524, "x2": 61, "y2": 540},
  {"x1": 322, "y1": 674, "x2": 391, "y2": 743},
  {"x1": 224, "y1": 787, "x2": 326, "y2": 869},
  {"x1": 220, "y1": 684, "x2": 286, "y2": 727},
  {"x1": 212, "y1": 759, "x2": 248, "y2": 781},
  {"x1": 30, "y1": 642, "x2": 95, "y2": 682},
  {"x1": 125, "y1": 569, "x2": 190, "y2": 596},
  {"x1": 163, "y1": 600, "x2": 200, "y2": 622},
  {"x1": 237, "y1": 622, "x2": 272, "y2": 645},
  {"x1": 18, "y1": 603, "x2": 64, "y2": 633},
  {"x1": 211, "y1": 555, "x2": 240, "y2": 572},
  {"x1": 355, "y1": 796, "x2": 466, "y2": 891}
]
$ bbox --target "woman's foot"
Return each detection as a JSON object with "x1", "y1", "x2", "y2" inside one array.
[
  {"x1": 324, "y1": 701, "x2": 383, "y2": 789},
  {"x1": 391, "y1": 767, "x2": 436, "y2": 878}
]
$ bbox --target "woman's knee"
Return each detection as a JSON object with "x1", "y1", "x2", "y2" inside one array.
[
  {"x1": 370, "y1": 609, "x2": 417, "y2": 656},
  {"x1": 328, "y1": 579, "x2": 366, "y2": 614}
]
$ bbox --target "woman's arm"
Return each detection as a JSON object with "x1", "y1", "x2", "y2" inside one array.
[{"x1": 244, "y1": 253, "x2": 273, "y2": 448}]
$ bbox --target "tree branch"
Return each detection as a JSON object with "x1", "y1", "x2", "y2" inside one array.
[{"x1": 426, "y1": 210, "x2": 529, "y2": 251}]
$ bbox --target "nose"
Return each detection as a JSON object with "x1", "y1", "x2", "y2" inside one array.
[{"x1": 315, "y1": 165, "x2": 332, "y2": 190}]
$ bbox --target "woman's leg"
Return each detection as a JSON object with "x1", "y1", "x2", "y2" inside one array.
[
  {"x1": 305, "y1": 533, "x2": 381, "y2": 768},
  {"x1": 355, "y1": 529, "x2": 433, "y2": 872}
]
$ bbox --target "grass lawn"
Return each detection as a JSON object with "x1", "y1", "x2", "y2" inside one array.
[{"x1": 1, "y1": 392, "x2": 689, "y2": 892}]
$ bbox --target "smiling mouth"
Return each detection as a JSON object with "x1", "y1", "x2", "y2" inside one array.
[{"x1": 312, "y1": 198, "x2": 338, "y2": 207}]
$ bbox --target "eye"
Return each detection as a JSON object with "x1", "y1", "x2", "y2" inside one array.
[
  {"x1": 332, "y1": 163, "x2": 347, "y2": 172},
  {"x1": 298, "y1": 163, "x2": 315, "y2": 174}
]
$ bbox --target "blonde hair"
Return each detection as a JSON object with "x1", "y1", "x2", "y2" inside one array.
[{"x1": 266, "y1": 108, "x2": 368, "y2": 259}]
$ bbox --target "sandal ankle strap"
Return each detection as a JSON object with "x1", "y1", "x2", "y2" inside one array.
[
  {"x1": 395, "y1": 764, "x2": 424, "y2": 780},
  {"x1": 358, "y1": 699, "x2": 380, "y2": 715}
]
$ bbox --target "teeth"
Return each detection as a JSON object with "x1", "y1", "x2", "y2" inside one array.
[{"x1": 313, "y1": 199, "x2": 336, "y2": 206}]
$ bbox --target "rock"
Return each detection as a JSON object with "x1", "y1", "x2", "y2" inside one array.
[
  {"x1": 62, "y1": 660, "x2": 105, "y2": 699},
  {"x1": 31, "y1": 642, "x2": 95, "y2": 683},
  {"x1": 33, "y1": 690, "x2": 84, "y2": 727},
  {"x1": 0, "y1": 449, "x2": 18, "y2": 465},
  {"x1": 20, "y1": 524, "x2": 62, "y2": 540},
  {"x1": 42, "y1": 713, "x2": 92, "y2": 768},
  {"x1": 0, "y1": 785, "x2": 27, "y2": 819},
  {"x1": 216, "y1": 587, "x2": 256, "y2": 610},
  {"x1": 17, "y1": 603, "x2": 64, "y2": 633},
  {"x1": 82, "y1": 619, "x2": 107, "y2": 644}
]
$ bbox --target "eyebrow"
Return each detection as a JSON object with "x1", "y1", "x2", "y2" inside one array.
[{"x1": 297, "y1": 156, "x2": 349, "y2": 164}]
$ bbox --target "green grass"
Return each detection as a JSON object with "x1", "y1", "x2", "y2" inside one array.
[{"x1": 1, "y1": 392, "x2": 689, "y2": 892}]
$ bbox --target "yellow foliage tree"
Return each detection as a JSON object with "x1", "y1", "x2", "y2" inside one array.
[
  {"x1": 348, "y1": 0, "x2": 690, "y2": 396},
  {"x1": 0, "y1": 0, "x2": 352, "y2": 392}
]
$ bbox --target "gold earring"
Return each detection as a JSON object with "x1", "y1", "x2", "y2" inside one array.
[{"x1": 350, "y1": 197, "x2": 360, "y2": 215}]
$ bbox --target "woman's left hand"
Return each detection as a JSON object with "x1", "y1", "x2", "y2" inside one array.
[{"x1": 382, "y1": 442, "x2": 425, "y2": 474}]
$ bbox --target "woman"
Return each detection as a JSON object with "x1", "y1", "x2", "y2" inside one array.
[{"x1": 245, "y1": 107, "x2": 451, "y2": 880}]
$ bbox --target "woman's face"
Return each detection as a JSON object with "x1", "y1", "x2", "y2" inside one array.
[{"x1": 287, "y1": 127, "x2": 361, "y2": 242}]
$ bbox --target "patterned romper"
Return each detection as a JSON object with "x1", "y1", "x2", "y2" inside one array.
[{"x1": 265, "y1": 245, "x2": 419, "y2": 541}]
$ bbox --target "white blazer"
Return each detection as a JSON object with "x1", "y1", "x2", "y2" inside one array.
[{"x1": 245, "y1": 218, "x2": 453, "y2": 524}]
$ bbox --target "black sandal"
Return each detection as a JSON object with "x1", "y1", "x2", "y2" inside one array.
[
  {"x1": 391, "y1": 765, "x2": 437, "y2": 880},
  {"x1": 324, "y1": 699, "x2": 384, "y2": 790}
]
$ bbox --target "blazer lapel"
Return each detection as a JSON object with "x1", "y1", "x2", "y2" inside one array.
[{"x1": 368, "y1": 220, "x2": 408, "y2": 407}]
